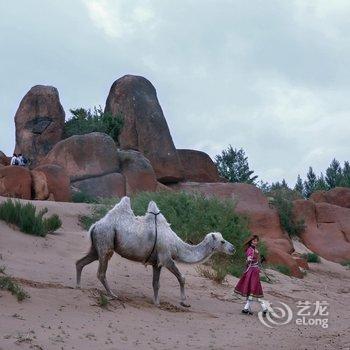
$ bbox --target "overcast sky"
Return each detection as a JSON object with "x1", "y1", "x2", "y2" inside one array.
[{"x1": 1, "y1": 0, "x2": 349, "y2": 185}]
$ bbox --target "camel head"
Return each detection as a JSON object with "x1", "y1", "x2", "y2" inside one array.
[{"x1": 208, "y1": 232, "x2": 235, "y2": 255}]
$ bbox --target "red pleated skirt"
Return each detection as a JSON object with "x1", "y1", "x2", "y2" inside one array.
[{"x1": 234, "y1": 266, "x2": 264, "y2": 298}]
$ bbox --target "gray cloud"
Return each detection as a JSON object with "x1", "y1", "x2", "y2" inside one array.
[{"x1": 1, "y1": 0, "x2": 349, "y2": 185}]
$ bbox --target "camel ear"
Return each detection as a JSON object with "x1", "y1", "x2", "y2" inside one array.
[{"x1": 211, "y1": 233, "x2": 216, "y2": 240}]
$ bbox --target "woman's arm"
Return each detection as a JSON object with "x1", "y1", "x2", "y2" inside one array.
[{"x1": 246, "y1": 247, "x2": 254, "y2": 262}]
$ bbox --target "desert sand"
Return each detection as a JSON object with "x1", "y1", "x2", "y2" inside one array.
[{"x1": 0, "y1": 196, "x2": 349, "y2": 350}]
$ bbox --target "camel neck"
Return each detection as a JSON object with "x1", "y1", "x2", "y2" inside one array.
[{"x1": 175, "y1": 236, "x2": 214, "y2": 264}]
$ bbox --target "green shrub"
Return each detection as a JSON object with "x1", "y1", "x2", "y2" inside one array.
[
  {"x1": 302, "y1": 252, "x2": 320, "y2": 263},
  {"x1": 80, "y1": 191, "x2": 251, "y2": 280},
  {"x1": 270, "y1": 264, "x2": 291, "y2": 276},
  {"x1": 0, "y1": 269, "x2": 29, "y2": 301},
  {"x1": 64, "y1": 106, "x2": 123, "y2": 143},
  {"x1": 72, "y1": 191, "x2": 99, "y2": 204},
  {"x1": 0, "y1": 199, "x2": 62, "y2": 237},
  {"x1": 269, "y1": 189, "x2": 305, "y2": 237},
  {"x1": 45, "y1": 214, "x2": 62, "y2": 233}
]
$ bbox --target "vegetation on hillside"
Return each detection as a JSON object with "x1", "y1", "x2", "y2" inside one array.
[
  {"x1": 64, "y1": 106, "x2": 123, "y2": 143},
  {"x1": 0, "y1": 199, "x2": 62, "y2": 237}
]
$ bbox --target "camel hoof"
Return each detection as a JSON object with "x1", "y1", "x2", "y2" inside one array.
[
  {"x1": 76, "y1": 285, "x2": 81, "y2": 290},
  {"x1": 180, "y1": 301, "x2": 191, "y2": 308},
  {"x1": 107, "y1": 293, "x2": 118, "y2": 300}
]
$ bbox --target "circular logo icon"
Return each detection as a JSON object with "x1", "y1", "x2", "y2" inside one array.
[{"x1": 258, "y1": 300, "x2": 293, "y2": 328}]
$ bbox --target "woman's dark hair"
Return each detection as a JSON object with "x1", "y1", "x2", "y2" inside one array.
[{"x1": 244, "y1": 234, "x2": 260, "y2": 251}]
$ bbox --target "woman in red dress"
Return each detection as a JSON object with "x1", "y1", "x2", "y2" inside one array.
[{"x1": 234, "y1": 234, "x2": 268, "y2": 316}]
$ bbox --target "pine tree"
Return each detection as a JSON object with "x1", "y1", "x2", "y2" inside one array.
[
  {"x1": 315, "y1": 173, "x2": 328, "y2": 191},
  {"x1": 340, "y1": 161, "x2": 350, "y2": 187},
  {"x1": 215, "y1": 146, "x2": 258, "y2": 184},
  {"x1": 325, "y1": 158, "x2": 342, "y2": 188},
  {"x1": 304, "y1": 167, "x2": 317, "y2": 198},
  {"x1": 294, "y1": 174, "x2": 304, "y2": 197}
]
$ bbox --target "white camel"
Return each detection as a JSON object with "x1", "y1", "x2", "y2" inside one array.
[{"x1": 76, "y1": 196, "x2": 235, "y2": 307}]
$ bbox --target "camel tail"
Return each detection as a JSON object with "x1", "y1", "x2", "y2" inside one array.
[{"x1": 88, "y1": 224, "x2": 96, "y2": 248}]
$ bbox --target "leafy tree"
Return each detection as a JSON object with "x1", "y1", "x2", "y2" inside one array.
[
  {"x1": 304, "y1": 167, "x2": 317, "y2": 198},
  {"x1": 215, "y1": 146, "x2": 258, "y2": 184},
  {"x1": 294, "y1": 174, "x2": 304, "y2": 197},
  {"x1": 64, "y1": 106, "x2": 123, "y2": 143},
  {"x1": 325, "y1": 158, "x2": 342, "y2": 188}
]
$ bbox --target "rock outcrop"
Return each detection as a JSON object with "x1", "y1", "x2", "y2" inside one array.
[
  {"x1": 104, "y1": 75, "x2": 184, "y2": 183},
  {"x1": 31, "y1": 164, "x2": 71, "y2": 202},
  {"x1": 41, "y1": 132, "x2": 119, "y2": 182},
  {"x1": 293, "y1": 199, "x2": 350, "y2": 263},
  {"x1": 177, "y1": 149, "x2": 221, "y2": 183},
  {"x1": 310, "y1": 187, "x2": 350, "y2": 209},
  {"x1": 14, "y1": 85, "x2": 65, "y2": 166},
  {"x1": 117, "y1": 149, "x2": 157, "y2": 195},
  {"x1": 73, "y1": 173, "x2": 126, "y2": 198},
  {"x1": 0, "y1": 166, "x2": 32, "y2": 199},
  {"x1": 0, "y1": 151, "x2": 10, "y2": 166}
]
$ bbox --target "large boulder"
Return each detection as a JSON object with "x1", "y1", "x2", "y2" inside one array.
[
  {"x1": 0, "y1": 151, "x2": 10, "y2": 166},
  {"x1": 177, "y1": 149, "x2": 221, "y2": 183},
  {"x1": 310, "y1": 187, "x2": 350, "y2": 208},
  {"x1": 32, "y1": 164, "x2": 71, "y2": 202},
  {"x1": 117, "y1": 149, "x2": 157, "y2": 195},
  {"x1": 72, "y1": 173, "x2": 125, "y2": 198},
  {"x1": 104, "y1": 75, "x2": 184, "y2": 183},
  {"x1": 14, "y1": 85, "x2": 65, "y2": 166},
  {"x1": 41, "y1": 132, "x2": 119, "y2": 181},
  {"x1": 0, "y1": 166, "x2": 32, "y2": 199},
  {"x1": 266, "y1": 246, "x2": 304, "y2": 278},
  {"x1": 293, "y1": 199, "x2": 350, "y2": 263}
]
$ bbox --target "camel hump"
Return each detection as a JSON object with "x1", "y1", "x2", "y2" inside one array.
[
  {"x1": 112, "y1": 196, "x2": 131, "y2": 210},
  {"x1": 147, "y1": 200, "x2": 160, "y2": 214}
]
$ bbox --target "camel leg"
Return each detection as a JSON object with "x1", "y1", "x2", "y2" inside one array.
[
  {"x1": 166, "y1": 260, "x2": 190, "y2": 307},
  {"x1": 97, "y1": 252, "x2": 117, "y2": 299},
  {"x1": 152, "y1": 265, "x2": 162, "y2": 306},
  {"x1": 76, "y1": 248, "x2": 98, "y2": 288}
]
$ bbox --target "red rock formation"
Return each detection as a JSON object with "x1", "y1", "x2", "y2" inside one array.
[
  {"x1": 177, "y1": 149, "x2": 221, "y2": 183},
  {"x1": 104, "y1": 75, "x2": 184, "y2": 183},
  {"x1": 41, "y1": 132, "x2": 119, "y2": 182},
  {"x1": 293, "y1": 199, "x2": 350, "y2": 263},
  {"x1": 0, "y1": 151, "x2": 10, "y2": 166},
  {"x1": 72, "y1": 173, "x2": 125, "y2": 198},
  {"x1": 32, "y1": 164, "x2": 71, "y2": 202},
  {"x1": 117, "y1": 149, "x2": 157, "y2": 195},
  {"x1": 0, "y1": 166, "x2": 32, "y2": 199},
  {"x1": 311, "y1": 187, "x2": 350, "y2": 208},
  {"x1": 14, "y1": 85, "x2": 65, "y2": 166}
]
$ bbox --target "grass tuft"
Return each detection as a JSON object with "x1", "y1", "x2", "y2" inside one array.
[
  {"x1": 0, "y1": 199, "x2": 62, "y2": 236},
  {"x1": 0, "y1": 269, "x2": 29, "y2": 301},
  {"x1": 301, "y1": 252, "x2": 321, "y2": 263}
]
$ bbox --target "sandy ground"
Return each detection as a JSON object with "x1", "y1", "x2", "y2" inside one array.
[{"x1": 0, "y1": 196, "x2": 350, "y2": 350}]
